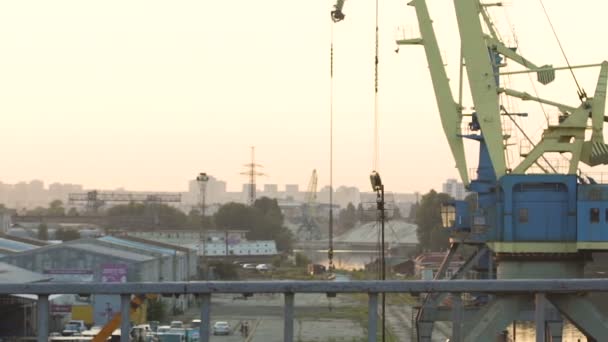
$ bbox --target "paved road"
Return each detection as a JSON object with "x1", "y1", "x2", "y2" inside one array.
[
  {"x1": 209, "y1": 319, "x2": 245, "y2": 342},
  {"x1": 171, "y1": 293, "x2": 367, "y2": 341}
]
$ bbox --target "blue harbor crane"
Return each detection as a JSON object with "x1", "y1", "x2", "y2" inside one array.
[
  {"x1": 396, "y1": 0, "x2": 608, "y2": 340},
  {"x1": 332, "y1": 0, "x2": 608, "y2": 340}
]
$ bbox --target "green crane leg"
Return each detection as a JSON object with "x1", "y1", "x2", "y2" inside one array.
[
  {"x1": 547, "y1": 294, "x2": 608, "y2": 341},
  {"x1": 464, "y1": 295, "x2": 528, "y2": 341}
]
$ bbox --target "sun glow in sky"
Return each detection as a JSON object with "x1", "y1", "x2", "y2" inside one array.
[{"x1": 1, "y1": 1, "x2": 608, "y2": 193}]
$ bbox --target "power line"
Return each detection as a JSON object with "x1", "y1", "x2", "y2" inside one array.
[{"x1": 537, "y1": 0, "x2": 585, "y2": 100}]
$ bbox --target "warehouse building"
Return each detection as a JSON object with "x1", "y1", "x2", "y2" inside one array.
[{"x1": 0, "y1": 236, "x2": 197, "y2": 326}]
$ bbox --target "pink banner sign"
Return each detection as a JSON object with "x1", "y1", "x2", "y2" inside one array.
[{"x1": 101, "y1": 264, "x2": 127, "y2": 283}]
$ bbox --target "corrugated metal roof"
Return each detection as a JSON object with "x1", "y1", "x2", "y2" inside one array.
[
  {"x1": 98, "y1": 236, "x2": 177, "y2": 255},
  {"x1": 0, "y1": 237, "x2": 39, "y2": 252},
  {"x1": 0, "y1": 262, "x2": 50, "y2": 283},
  {"x1": 68, "y1": 243, "x2": 154, "y2": 262}
]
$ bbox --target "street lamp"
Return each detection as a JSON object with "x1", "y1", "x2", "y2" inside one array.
[
  {"x1": 370, "y1": 170, "x2": 386, "y2": 342},
  {"x1": 196, "y1": 172, "x2": 209, "y2": 274}
]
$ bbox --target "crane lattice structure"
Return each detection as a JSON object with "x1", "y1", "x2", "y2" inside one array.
[
  {"x1": 336, "y1": 0, "x2": 608, "y2": 340},
  {"x1": 240, "y1": 146, "x2": 265, "y2": 205},
  {"x1": 298, "y1": 169, "x2": 321, "y2": 240},
  {"x1": 68, "y1": 190, "x2": 181, "y2": 214}
]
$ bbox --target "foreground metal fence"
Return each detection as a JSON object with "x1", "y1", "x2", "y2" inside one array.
[{"x1": 2, "y1": 279, "x2": 608, "y2": 342}]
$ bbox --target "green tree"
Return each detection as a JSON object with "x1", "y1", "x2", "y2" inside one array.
[
  {"x1": 67, "y1": 207, "x2": 79, "y2": 216},
  {"x1": 213, "y1": 203, "x2": 255, "y2": 230},
  {"x1": 107, "y1": 202, "x2": 146, "y2": 216},
  {"x1": 155, "y1": 204, "x2": 188, "y2": 228},
  {"x1": 392, "y1": 206, "x2": 402, "y2": 220},
  {"x1": 55, "y1": 228, "x2": 80, "y2": 241},
  {"x1": 146, "y1": 297, "x2": 166, "y2": 322},
  {"x1": 415, "y1": 190, "x2": 452, "y2": 251},
  {"x1": 48, "y1": 200, "x2": 65, "y2": 216},
  {"x1": 27, "y1": 206, "x2": 47, "y2": 216},
  {"x1": 252, "y1": 197, "x2": 292, "y2": 251},
  {"x1": 37, "y1": 223, "x2": 48, "y2": 240},
  {"x1": 213, "y1": 198, "x2": 293, "y2": 251},
  {"x1": 357, "y1": 203, "x2": 365, "y2": 221},
  {"x1": 295, "y1": 252, "x2": 311, "y2": 267},
  {"x1": 209, "y1": 261, "x2": 239, "y2": 280},
  {"x1": 408, "y1": 202, "x2": 419, "y2": 223},
  {"x1": 253, "y1": 197, "x2": 284, "y2": 226},
  {"x1": 357, "y1": 203, "x2": 376, "y2": 223},
  {"x1": 106, "y1": 202, "x2": 188, "y2": 229},
  {"x1": 338, "y1": 202, "x2": 357, "y2": 232}
]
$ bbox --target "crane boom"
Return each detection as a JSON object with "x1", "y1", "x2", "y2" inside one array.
[
  {"x1": 397, "y1": 0, "x2": 469, "y2": 185},
  {"x1": 453, "y1": 0, "x2": 505, "y2": 178}
]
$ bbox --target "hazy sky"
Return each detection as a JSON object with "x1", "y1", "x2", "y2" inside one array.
[{"x1": 1, "y1": 1, "x2": 608, "y2": 193}]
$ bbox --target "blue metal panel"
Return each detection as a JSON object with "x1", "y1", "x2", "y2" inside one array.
[
  {"x1": 577, "y1": 185, "x2": 608, "y2": 242},
  {"x1": 98, "y1": 236, "x2": 176, "y2": 255},
  {"x1": 0, "y1": 238, "x2": 38, "y2": 252},
  {"x1": 498, "y1": 175, "x2": 577, "y2": 242}
]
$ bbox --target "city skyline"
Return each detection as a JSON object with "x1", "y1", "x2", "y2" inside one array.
[
  {"x1": 0, "y1": 175, "x2": 425, "y2": 210},
  {"x1": 1, "y1": 1, "x2": 607, "y2": 194}
]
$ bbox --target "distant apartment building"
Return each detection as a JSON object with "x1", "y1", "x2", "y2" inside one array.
[
  {"x1": 186, "y1": 176, "x2": 227, "y2": 207},
  {"x1": 335, "y1": 186, "x2": 360, "y2": 208},
  {"x1": 262, "y1": 184, "x2": 278, "y2": 198},
  {"x1": 0, "y1": 180, "x2": 84, "y2": 209},
  {"x1": 285, "y1": 184, "x2": 299, "y2": 200},
  {"x1": 442, "y1": 178, "x2": 467, "y2": 200},
  {"x1": 128, "y1": 230, "x2": 278, "y2": 257},
  {"x1": 48, "y1": 183, "x2": 84, "y2": 204},
  {"x1": 317, "y1": 185, "x2": 331, "y2": 205}
]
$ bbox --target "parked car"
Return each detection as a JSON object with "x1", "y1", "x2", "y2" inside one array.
[
  {"x1": 212, "y1": 321, "x2": 231, "y2": 335},
  {"x1": 130, "y1": 324, "x2": 152, "y2": 341},
  {"x1": 61, "y1": 320, "x2": 87, "y2": 336},
  {"x1": 242, "y1": 263, "x2": 257, "y2": 270},
  {"x1": 256, "y1": 263, "x2": 271, "y2": 271},
  {"x1": 190, "y1": 319, "x2": 201, "y2": 329},
  {"x1": 169, "y1": 321, "x2": 184, "y2": 329},
  {"x1": 157, "y1": 325, "x2": 172, "y2": 333}
]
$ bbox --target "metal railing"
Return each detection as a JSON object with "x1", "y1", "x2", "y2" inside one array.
[{"x1": 3, "y1": 279, "x2": 608, "y2": 342}]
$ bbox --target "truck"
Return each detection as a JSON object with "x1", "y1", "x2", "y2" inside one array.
[{"x1": 71, "y1": 305, "x2": 94, "y2": 327}]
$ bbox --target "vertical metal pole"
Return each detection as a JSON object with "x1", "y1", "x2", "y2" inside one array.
[
  {"x1": 368, "y1": 292, "x2": 378, "y2": 342},
  {"x1": 380, "y1": 185, "x2": 385, "y2": 342},
  {"x1": 200, "y1": 294, "x2": 211, "y2": 342},
  {"x1": 37, "y1": 294, "x2": 49, "y2": 342},
  {"x1": 535, "y1": 293, "x2": 546, "y2": 342},
  {"x1": 451, "y1": 293, "x2": 463, "y2": 342},
  {"x1": 284, "y1": 293, "x2": 295, "y2": 342},
  {"x1": 120, "y1": 294, "x2": 131, "y2": 342},
  {"x1": 197, "y1": 173, "x2": 209, "y2": 279}
]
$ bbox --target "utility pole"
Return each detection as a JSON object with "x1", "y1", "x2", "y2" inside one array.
[
  {"x1": 370, "y1": 171, "x2": 385, "y2": 342},
  {"x1": 196, "y1": 172, "x2": 209, "y2": 278},
  {"x1": 240, "y1": 146, "x2": 264, "y2": 205}
]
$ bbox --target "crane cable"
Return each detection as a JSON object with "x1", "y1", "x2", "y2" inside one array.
[
  {"x1": 373, "y1": 0, "x2": 380, "y2": 171},
  {"x1": 328, "y1": 14, "x2": 335, "y2": 272},
  {"x1": 538, "y1": 0, "x2": 586, "y2": 101},
  {"x1": 372, "y1": 2, "x2": 386, "y2": 342}
]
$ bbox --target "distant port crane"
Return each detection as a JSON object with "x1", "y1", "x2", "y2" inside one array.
[
  {"x1": 298, "y1": 169, "x2": 321, "y2": 240},
  {"x1": 68, "y1": 191, "x2": 181, "y2": 225}
]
